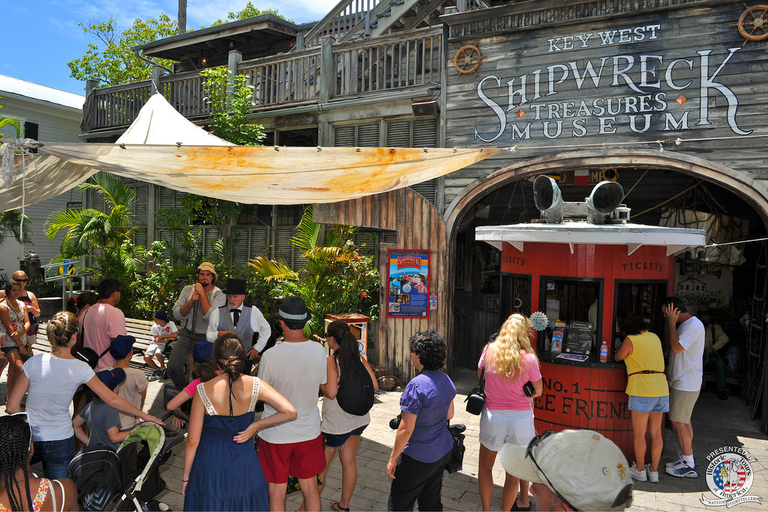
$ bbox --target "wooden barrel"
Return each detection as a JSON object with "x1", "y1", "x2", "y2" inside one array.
[{"x1": 534, "y1": 359, "x2": 633, "y2": 461}]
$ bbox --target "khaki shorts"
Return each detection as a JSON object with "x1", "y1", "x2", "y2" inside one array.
[{"x1": 669, "y1": 388, "x2": 700, "y2": 423}]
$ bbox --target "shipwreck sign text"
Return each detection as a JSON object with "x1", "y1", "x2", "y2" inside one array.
[{"x1": 472, "y1": 23, "x2": 752, "y2": 142}]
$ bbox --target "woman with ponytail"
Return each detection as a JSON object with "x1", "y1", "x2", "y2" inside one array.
[
  {"x1": 5, "y1": 311, "x2": 163, "y2": 479},
  {"x1": 183, "y1": 334, "x2": 296, "y2": 511}
]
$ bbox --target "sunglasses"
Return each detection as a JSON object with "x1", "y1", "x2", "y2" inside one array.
[
  {"x1": 15, "y1": 279, "x2": 28, "y2": 283},
  {"x1": 526, "y1": 431, "x2": 579, "y2": 512},
  {"x1": 526, "y1": 431, "x2": 633, "y2": 511}
]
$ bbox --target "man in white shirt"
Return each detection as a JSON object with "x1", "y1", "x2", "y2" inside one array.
[
  {"x1": 662, "y1": 296, "x2": 705, "y2": 478},
  {"x1": 206, "y1": 278, "x2": 271, "y2": 375},
  {"x1": 258, "y1": 296, "x2": 327, "y2": 512}
]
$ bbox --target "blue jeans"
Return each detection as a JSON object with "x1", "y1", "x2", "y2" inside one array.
[{"x1": 31, "y1": 436, "x2": 75, "y2": 479}]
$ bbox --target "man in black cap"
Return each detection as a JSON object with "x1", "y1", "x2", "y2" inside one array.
[
  {"x1": 206, "y1": 278, "x2": 271, "y2": 375},
  {"x1": 257, "y1": 296, "x2": 327, "y2": 512}
]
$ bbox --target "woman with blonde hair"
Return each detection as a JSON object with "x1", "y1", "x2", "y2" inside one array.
[
  {"x1": 477, "y1": 314, "x2": 543, "y2": 512},
  {"x1": 6, "y1": 311, "x2": 162, "y2": 479}
]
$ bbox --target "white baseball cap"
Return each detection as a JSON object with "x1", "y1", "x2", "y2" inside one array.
[{"x1": 499, "y1": 429, "x2": 634, "y2": 511}]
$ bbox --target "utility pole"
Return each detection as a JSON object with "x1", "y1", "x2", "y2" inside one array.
[{"x1": 178, "y1": 0, "x2": 187, "y2": 34}]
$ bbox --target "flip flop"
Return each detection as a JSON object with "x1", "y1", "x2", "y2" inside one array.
[
  {"x1": 510, "y1": 503, "x2": 532, "y2": 511},
  {"x1": 330, "y1": 502, "x2": 350, "y2": 512}
]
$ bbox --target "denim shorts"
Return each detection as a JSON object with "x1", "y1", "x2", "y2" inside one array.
[
  {"x1": 2, "y1": 345, "x2": 20, "y2": 354},
  {"x1": 30, "y1": 436, "x2": 76, "y2": 480},
  {"x1": 323, "y1": 424, "x2": 367, "y2": 448},
  {"x1": 628, "y1": 395, "x2": 670, "y2": 413}
]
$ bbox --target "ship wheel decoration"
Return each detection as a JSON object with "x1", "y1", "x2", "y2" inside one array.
[
  {"x1": 733, "y1": 3, "x2": 768, "y2": 45},
  {"x1": 454, "y1": 44, "x2": 484, "y2": 75}
]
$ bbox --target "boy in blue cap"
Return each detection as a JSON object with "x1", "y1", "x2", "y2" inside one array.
[
  {"x1": 145, "y1": 310, "x2": 178, "y2": 380},
  {"x1": 73, "y1": 368, "x2": 130, "y2": 449},
  {"x1": 109, "y1": 335, "x2": 148, "y2": 429}
]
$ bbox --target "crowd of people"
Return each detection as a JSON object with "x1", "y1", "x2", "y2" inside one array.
[{"x1": 0, "y1": 260, "x2": 716, "y2": 511}]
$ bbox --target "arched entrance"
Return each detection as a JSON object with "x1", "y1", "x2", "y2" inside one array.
[{"x1": 445, "y1": 149, "x2": 768, "y2": 427}]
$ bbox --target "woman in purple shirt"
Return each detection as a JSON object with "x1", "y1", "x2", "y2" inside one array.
[{"x1": 386, "y1": 331, "x2": 456, "y2": 511}]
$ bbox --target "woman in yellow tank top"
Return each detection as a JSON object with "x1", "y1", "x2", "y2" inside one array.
[{"x1": 615, "y1": 314, "x2": 669, "y2": 484}]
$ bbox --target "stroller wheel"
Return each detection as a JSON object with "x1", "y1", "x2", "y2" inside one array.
[{"x1": 145, "y1": 499, "x2": 172, "y2": 511}]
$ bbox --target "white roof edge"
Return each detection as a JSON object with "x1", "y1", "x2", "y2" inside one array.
[
  {"x1": 0, "y1": 74, "x2": 84, "y2": 110},
  {"x1": 475, "y1": 222, "x2": 707, "y2": 250}
]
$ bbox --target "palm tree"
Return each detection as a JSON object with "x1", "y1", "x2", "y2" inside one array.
[
  {"x1": 45, "y1": 172, "x2": 145, "y2": 283},
  {"x1": 0, "y1": 211, "x2": 32, "y2": 246},
  {"x1": 251, "y1": 205, "x2": 377, "y2": 336}
]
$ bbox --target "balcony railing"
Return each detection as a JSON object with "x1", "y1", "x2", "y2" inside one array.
[{"x1": 82, "y1": 26, "x2": 442, "y2": 135}]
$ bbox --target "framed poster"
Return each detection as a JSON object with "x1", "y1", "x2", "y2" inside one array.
[{"x1": 387, "y1": 249, "x2": 430, "y2": 318}]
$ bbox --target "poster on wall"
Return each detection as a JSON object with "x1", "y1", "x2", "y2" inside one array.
[{"x1": 387, "y1": 249, "x2": 430, "y2": 318}]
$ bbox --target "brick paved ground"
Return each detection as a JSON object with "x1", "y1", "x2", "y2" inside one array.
[{"x1": 3, "y1": 361, "x2": 767, "y2": 511}]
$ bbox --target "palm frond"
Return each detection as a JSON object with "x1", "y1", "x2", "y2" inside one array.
[
  {"x1": 249, "y1": 256, "x2": 299, "y2": 281},
  {"x1": 290, "y1": 205, "x2": 321, "y2": 254}
]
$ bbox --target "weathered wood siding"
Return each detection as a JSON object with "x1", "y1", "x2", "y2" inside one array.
[
  {"x1": 442, "y1": 0, "x2": 768, "y2": 212},
  {"x1": 315, "y1": 188, "x2": 449, "y2": 381}
]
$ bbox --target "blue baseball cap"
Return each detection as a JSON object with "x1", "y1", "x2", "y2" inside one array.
[
  {"x1": 92, "y1": 368, "x2": 126, "y2": 396},
  {"x1": 154, "y1": 310, "x2": 168, "y2": 321},
  {"x1": 193, "y1": 342, "x2": 213, "y2": 364},
  {"x1": 110, "y1": 335, "x2": 136, "y2": 360}
]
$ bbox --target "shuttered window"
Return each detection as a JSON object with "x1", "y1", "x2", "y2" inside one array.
[
  {"x1": 333, "y1": 123, "x2": 380, "y2": 147},
  {"x1": 386, "y1": 118, "x2": 438, "y2": 205}
]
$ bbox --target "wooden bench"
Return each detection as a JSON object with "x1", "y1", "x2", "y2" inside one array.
[{"x1": 33, "y1": 317, "x2": 156, "y2": 358}]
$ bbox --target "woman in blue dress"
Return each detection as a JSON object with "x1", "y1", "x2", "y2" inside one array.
[{"x1": 183, "y1": 334, "x2": 296, "y2": 511}]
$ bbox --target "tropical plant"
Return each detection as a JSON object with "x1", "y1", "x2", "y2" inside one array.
[
  {"x1": 251, "y1": 206, "x2": 379, "y2": 337},
  {"x1": 45, "y1": 172, "x2": 150, "y2": 315},
  {"x1": 0, "y1": 211, "x2": 33, "y2": 246}
]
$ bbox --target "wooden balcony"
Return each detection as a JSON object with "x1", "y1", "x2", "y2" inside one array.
[{"x1": 82, "y1": 27, "x2": 443, "y2": 136}]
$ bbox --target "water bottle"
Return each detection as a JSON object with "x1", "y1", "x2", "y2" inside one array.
[{"x1": 600, "y1": 341, "x2": 608, "y2": 363}]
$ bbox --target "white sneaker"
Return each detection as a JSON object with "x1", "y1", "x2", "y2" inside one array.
[
  {"x1": 630, "y1": 463, "x2": 647, "y2": 482},
  {"x1": 665, "y1": 452, "x2": 684, "y2": 470},
  {"x1": 646, "y1": 464, "x2": 659, "y2": 483}
]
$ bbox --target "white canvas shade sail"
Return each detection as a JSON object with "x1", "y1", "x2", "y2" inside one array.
[{"x1": 3, "y1": 95, "x2": 500, "y2": 209}]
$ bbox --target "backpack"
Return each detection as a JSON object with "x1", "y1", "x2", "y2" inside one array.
[
  {"x1": 67, "y1": 445, "x2": 123, "y2": 511},
  {"x1": 336, "y1": 357, "x2": 375, "y2": 416}
]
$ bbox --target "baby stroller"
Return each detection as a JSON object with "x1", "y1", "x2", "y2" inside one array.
[{"x1": 69, "y1": 420, "x2": 184, "y2": 511}]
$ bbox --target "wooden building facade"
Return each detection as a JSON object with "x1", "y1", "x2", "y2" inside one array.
[{"x1": 78, "y1": 1, "x2": 768, "y2": 420}]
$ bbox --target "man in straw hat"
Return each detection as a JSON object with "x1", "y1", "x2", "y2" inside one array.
[
  {"x1": 168, "y1": 262, "x2": 225, "y2": 388},
  {"x1": 499, "y1": 429, "x2": 634, "y2": 511}
]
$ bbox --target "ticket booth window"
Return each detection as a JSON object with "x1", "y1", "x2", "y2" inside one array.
[
  {"x1": 539, "y1": 277, "x2": 602, "y2": 355},
  {"x1": 613, "y1": 280, "x2": 667, "y2": 346}
]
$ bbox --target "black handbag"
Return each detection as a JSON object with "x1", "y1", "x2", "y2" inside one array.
[
  {"x1": 465, "y1": 365, "x2": 486, "y2": 415},
  {"x1": 523, "y1": 380, "x2": 536, "y2": 397},
  {"x1": 445, "y1": 423, "x2": 466, "y2": 473}
]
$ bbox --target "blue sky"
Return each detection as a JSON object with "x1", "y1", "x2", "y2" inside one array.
[{"x1": 0, "y1": 0, "x2": 339, "y2": 96}]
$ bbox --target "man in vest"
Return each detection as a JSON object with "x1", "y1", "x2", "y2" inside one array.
[
  {"x1": 206, "y1": 278, "x2": 271, "y2": 375},
  {"x1": 168, "y1": 262, "x2": 225, "y2": 388}
]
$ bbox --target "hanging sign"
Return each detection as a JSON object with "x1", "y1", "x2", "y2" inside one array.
[{"x1": 387, "y1": 249, "x2": 430, "y2": 318}]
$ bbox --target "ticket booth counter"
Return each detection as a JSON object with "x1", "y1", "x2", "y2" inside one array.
[{"x1": 477, "y1": 222, "x2": 705, "y2": 459}]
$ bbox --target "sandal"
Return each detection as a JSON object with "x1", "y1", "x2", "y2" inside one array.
[{"x1": 330, "y1": 502, "x2": 350, "y2": 512}]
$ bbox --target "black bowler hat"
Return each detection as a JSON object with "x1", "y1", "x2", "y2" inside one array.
[
  {"x1": 276, "y1": 296, "x2": 310, "y2": 322},
  {"x1": 223, "y1": 279, "x2": 248, "y2": 295}
]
